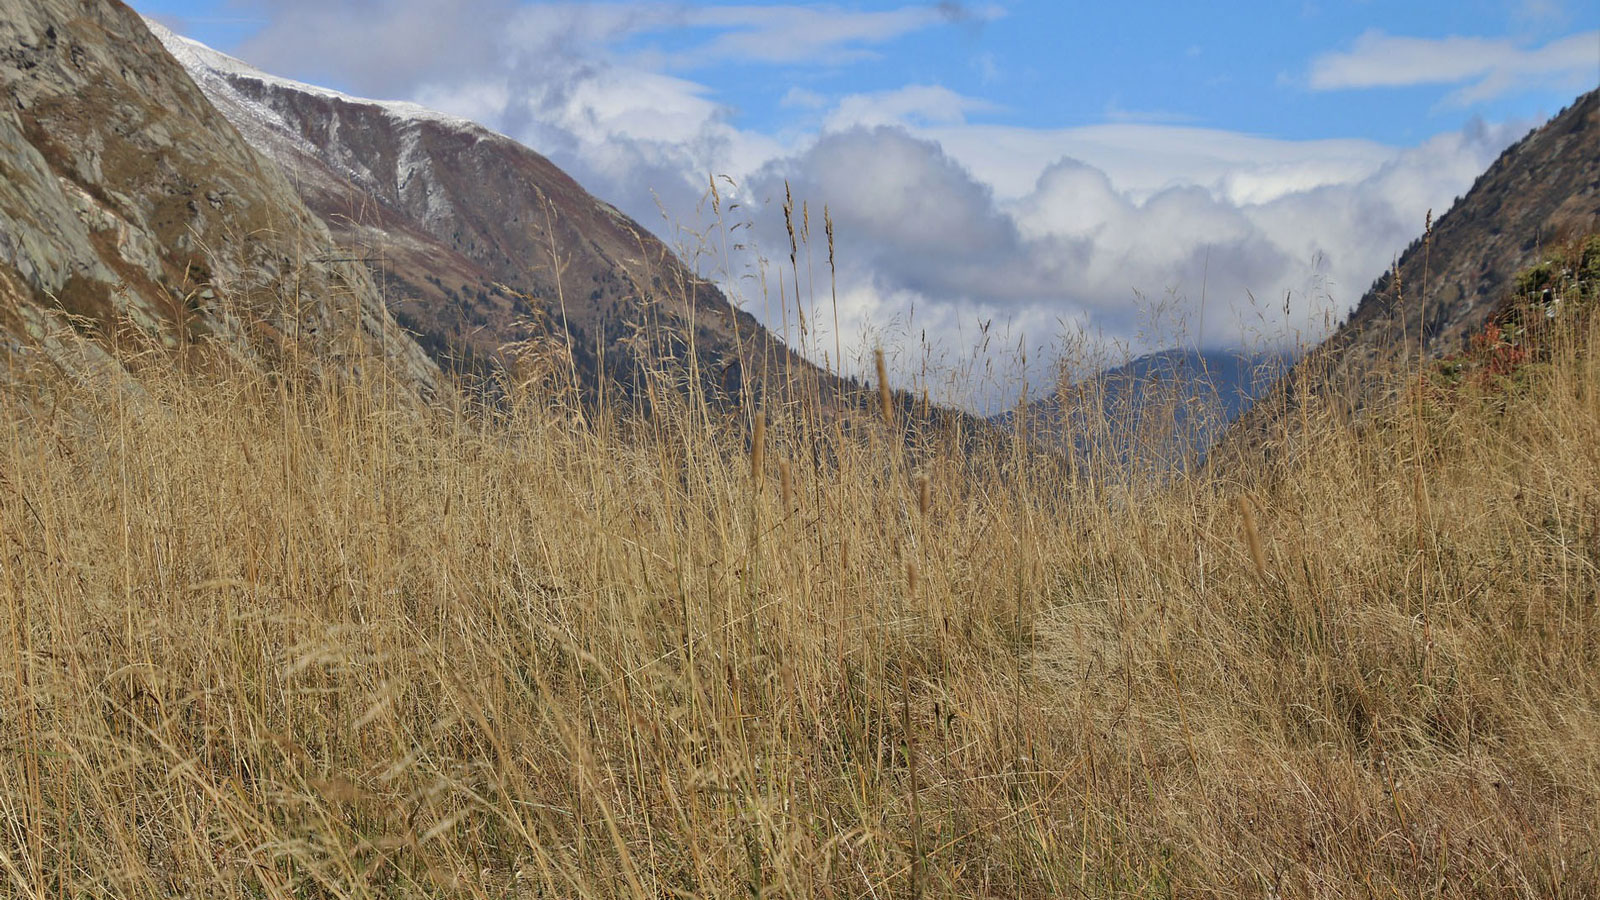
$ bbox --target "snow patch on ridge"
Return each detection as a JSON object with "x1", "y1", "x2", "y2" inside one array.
[
  {"x1": 146, "y1": 17, "x2": 653, "y2": 253},
  {"x1": 144, "y1": 18, "x2": 502, "y2": 141},
  {"x1": 145, "y1": 17, "x2": 499, "y2": 231}
]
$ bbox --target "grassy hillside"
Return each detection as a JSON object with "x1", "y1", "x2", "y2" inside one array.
[
  {"x1": 1217, "y1": 89, "x2": 1599, "y2": 469},
  {"x1": 2, "y1": 237, "x2": 1598, "y2": 897}
]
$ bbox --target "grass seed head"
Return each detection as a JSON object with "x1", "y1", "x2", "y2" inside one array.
[
  {"x1": 1237, "y1": 495, "x2": 1267, "y2": 579},
  {"x1": 751, "y1": 410, "x2": 766, "y2": 487},
  {"x1": 876, "y1": 347, "x2": 892, "y2": 426}
]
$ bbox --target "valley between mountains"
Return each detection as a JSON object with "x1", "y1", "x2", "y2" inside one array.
[{"x1": 2, "y1": 2, "x2": 1599, "y2": 896}]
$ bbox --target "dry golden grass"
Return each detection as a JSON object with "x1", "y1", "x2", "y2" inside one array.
[{"x1": 2, "y1": 245, "x2": 1599, "y2": 898}]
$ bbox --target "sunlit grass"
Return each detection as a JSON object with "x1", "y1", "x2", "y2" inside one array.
[{"x1": 1, "y1": 233, "x2": 1597, "y2": 898}]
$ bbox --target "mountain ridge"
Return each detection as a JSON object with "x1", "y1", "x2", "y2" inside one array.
[{"x1": 149, "y1": 20, "x2": 822, "y2": 405}]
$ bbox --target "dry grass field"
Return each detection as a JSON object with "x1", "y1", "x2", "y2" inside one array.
[{"x1": 2, "y1": 237, "x2": 1598, "y2": 898}]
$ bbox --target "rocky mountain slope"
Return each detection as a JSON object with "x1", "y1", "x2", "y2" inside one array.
[
  {"x1": 149, "y1": 22, "x2": 816, "y2": 403},
  {"x1": 1225, "y1": 88, "x2": 1600, "y2": 461},
  {"x1": 0, "y1": 0, "x2": 437, "y2": 391}
]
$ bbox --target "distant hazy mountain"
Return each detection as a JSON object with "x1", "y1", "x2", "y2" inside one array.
[{"x1": 1000, "y1": 348, "x2": 1292, "y2": 475}]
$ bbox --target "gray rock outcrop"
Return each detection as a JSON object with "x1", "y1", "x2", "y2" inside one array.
[{"x1": 0, "y1": 0, "x2": 437, "y2": 392}]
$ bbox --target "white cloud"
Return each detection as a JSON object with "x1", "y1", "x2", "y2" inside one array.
[
  {"x1": 823, "y1": 85, "x2": 1000, "y2": 130},
  {"x1": 780, "y1": 87, "x2": 828, "y2": 109},
  {"x1": 1309, "y1": 29, "x2": 1599, "y2": 104},
  {"x1": 233, "y1": 1, "x2": 989, "y2": 88},
  {"x1": 915, "y1": 121, "x2": 1397, "y2": 204},
  {"x1": 732, "y1": 109, "x2": 1522, "y2": 406},
  {"x1": 672, "y1": 3, "x2": 1001, "y2": 66}
]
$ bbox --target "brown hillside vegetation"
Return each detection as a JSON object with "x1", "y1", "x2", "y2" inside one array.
[
  {"x1": 1222, "y1": 88, "x2": 1599, "y2": 468},
  {"x1": 2, "y1": 237, "x2": 1599, "y2": 897}
]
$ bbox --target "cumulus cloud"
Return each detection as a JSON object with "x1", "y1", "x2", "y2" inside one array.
[
  {"x1": 1309, "y1": 29, "x2": 1599, "y2": 104},
  {"x1": 920, "y1": 121, "x2": 1400, "y2": 204},
  {"x1": 739, "y1": 112, "x2": 1520, "y2": 400}
]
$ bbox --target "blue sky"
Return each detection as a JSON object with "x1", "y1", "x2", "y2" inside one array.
[
  {"x1": 136, "y1": 0, "x2": 1599, "y2": 403},
  {"x1": 139, "y1": 1, "x2": 1597, "y2": 144}
]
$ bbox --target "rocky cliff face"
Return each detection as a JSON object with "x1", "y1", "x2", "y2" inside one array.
[
  {"x1": 150, "y1": 23, "x2": 814, "y2": 403},
  {"x1": 1223, "y1": 88, "x2": 1600, "y2": 462},
  {"x1": 0, "y1": 0, "x2": 437, "y2": 390}
]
